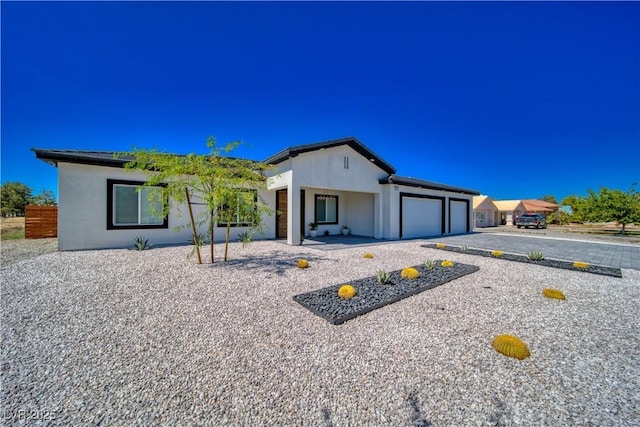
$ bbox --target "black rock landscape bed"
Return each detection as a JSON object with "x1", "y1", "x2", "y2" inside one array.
[
  {"x1": 422, "y1": 244, "x2": 623, "y2": 278},
  {"x1": 293, "y1": 262, "x2": 480, "y2": 325}
]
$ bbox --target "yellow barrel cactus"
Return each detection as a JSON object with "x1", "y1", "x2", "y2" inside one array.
[
  {"x1": 363, "y1": 252, "x2": 374, "y2": 259},
  {"x1": 440, "y1": 260, "x2": 454, "y2": 268},
  {"x1": 338, "y1": 284, "x2": 357, "y2": 299},
  {"x1": 542, "y1": 288, "x2": 566, "y2": 300},
  {"x1": 491, "y1": 250, "x2": 503, "y2": 257},
  {"x1": 401, "y1": 267, "x2": 420, "y2": 279},
  {"x1": 573, "y1": 261, "x2": 589, "y2": 269},
  {"x1": 492, "y1": 334, "x2": 530, "y2": 360},
  {"x1": 296, "y1": 259, "x2": 309, "y2": 268},
  {"x1": 436, "y1": 243, "x2": 446, "y2": 249}
]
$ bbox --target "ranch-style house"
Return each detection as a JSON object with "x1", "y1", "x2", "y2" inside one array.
[{"x1": 34, "y1": 137, "x2": 479, "y2": 251}]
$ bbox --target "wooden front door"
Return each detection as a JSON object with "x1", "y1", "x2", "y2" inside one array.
[{"x1": 276, "y1": 189, "x2": 287, "y2": 238}]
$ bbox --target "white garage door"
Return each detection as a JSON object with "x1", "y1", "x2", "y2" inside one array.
[
  {"x1": 450, "y1": 200, "x2": 468, "y2": 234},
  {"x1": 402, "y1": 196, "x2": 443, "y2": 238}
]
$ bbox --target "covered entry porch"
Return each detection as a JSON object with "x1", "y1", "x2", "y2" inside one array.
[{"x1": 271, "y1": 185, "x2": 382, "y2": 245}]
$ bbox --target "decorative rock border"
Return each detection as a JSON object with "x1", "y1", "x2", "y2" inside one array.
[
  {"x1": 423, "y1": 244, "x2": 623, "y2": 278},
  {"x1": 293, "y1": 262, "x2": 479, "y2": 325}
]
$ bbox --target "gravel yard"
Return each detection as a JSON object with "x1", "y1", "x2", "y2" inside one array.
[{"x1": 1, "y1": 240, "x2": 639, "y2": 425}]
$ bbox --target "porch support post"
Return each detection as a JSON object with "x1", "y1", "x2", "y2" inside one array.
[
  {"x1": 287, "y1": 180, "x2": 301, "y2": 245},
  {"x1": 373, "y1": 192, "x2": 383, "y2": 239}
]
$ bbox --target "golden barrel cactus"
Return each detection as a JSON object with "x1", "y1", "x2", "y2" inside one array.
[
  {"x1": 338, "y1": 284, "x2": 357, "y2": 299},
  {"x1": 573, "y1": 261, "x2": 589, "y2": 269},
  {"x1": 436, "y1": 243, "x2": 446, "y2": 249},
  {"x1": 440, "y1": 260, "x2": 454, "y2": 268},
  {"x1": 542, "y1": 288, "x2": 566, "y2": 300},
  {"x1": 492, "y1": 334, "x2": 530, "y2": 360},
  {"x1": 297, "y1": 259, "x2": 309, "y2": 268},
  {"x1": 491, "y1": 250, "x2": 503, "y2": 257},
  {"x1": 363, "y1": 252, "x2": 374, "y2": 259},
  {"x1": 401, "y1": 267, "x2": 420, "y2": 279}
]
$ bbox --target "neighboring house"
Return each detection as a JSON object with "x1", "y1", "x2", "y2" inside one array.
[
  {"x1": 34, "y1": 137, "x2": 479, "y2": 250},
  {"x1": 473, "y1": 195, "x2": 500, "y2": 228},
  {"x1": 492, "y1": 199, "x2": 560, "y2": 226},
  {"x1": 521, "y1": 199, "x2": 560, "y2": 214},
  {"x1": 493, "y1": 200, "x2": 527, "y2": 226}
]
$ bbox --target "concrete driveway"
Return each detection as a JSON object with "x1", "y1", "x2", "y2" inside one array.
[
  {"x1": 427, "y1": 232, "x2": 640, "y2": 270},
  {"x1": 304, "y1": 230, "x2": 639, "y2": 270}
]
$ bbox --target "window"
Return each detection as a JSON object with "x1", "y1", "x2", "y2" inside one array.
[
  {"x1": 107, "y1": 179, "x2": 167, "y2": 230},
  {"x1": 315, "y1": 194, "x2": 338, "y2": 224},
  {"x1": 217, "y1": 190, "x2": 257, "y2": 227},
  {"x1": 475, "y1": 211, "x2": 485, "y2": 222},
  {"x1": 343, "y1": 156, "x2": 349, "y2": 169}
]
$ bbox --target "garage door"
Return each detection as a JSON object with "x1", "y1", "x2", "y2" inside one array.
[
  {"x1": 450, "y1": 199, "x2": 468, "y2": 234},
  {"x1": 401, "y1": 196, "x2": 443, "y2": 238}
]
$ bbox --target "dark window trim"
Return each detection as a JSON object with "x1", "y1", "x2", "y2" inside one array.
[
  {"x1": 399, "y1": 192, "x2": 445, "y2": 239},
  {"x1": 448, "y1": 197, "x2": 470, "y2": 234},
  {"x1": 107, "y1": 179, "x2": 168, "y2": 230},
  {"x1": 217, "y1": 190, "x2": 258, "y2": 228},
  {"x1": 314, "y1": 194, "x2": 339, "y2": 225}
]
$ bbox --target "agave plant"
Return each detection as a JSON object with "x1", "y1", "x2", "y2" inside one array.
[
  {"x1": 527, "y1": 250, "x2": 545, "y2": 261},
  {"x1": 376, "y1": 270, "x2": 390, "y2": 285},
  {"x1": 134, "y1": 236, "x2": 149, "y2": 251},
  {"x1": 237, "y1": 231, "x2": 253, "y2": 248},
  {"x1": 424, "y1": 260, "x2": 437, "y2": 270}
]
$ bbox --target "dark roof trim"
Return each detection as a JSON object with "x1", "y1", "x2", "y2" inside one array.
[
  {"x1": 263, "y1": 136, "x2": 396, "y2": 175},
  {"x1": 380, "y1": 175, "x2": 480, "y2": 196},
  {"x1": 32, "y1": 149, "x2": 134, "y2": 168}
]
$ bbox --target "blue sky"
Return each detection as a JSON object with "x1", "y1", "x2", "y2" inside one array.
[{"x1": 2, "y1": 1, "x2": 639, "y2": 202}]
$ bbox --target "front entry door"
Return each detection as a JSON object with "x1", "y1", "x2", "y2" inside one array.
[{"x1": 276, "y1": 189, "x2": 287, "y2": 238}]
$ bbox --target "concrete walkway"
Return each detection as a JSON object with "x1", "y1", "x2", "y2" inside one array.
[{"x1": 303, "y1": 233, "x2": 640, "y2": 270}]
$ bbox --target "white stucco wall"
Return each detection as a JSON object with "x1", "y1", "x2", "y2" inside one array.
[{"x1": 57, "y1": 162, "x2": 275, "y2": 251}]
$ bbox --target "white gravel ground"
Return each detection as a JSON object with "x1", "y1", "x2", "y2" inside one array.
[{"x1": 1, "y1": 240, "x2": 639, "y2": 426}]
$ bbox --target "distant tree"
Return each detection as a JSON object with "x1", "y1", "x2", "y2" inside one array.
[
  {"x1": 539, "y1": 194, "x2": 558, "y2": 205},
  {"x1": 583, "y1": 184, "x2": 640, "y2": 234},
  {"x1": 30, "y1": 189, "x2": 57, "y2": 206},
  {"x1": 1, "y1": 182, "x2": 32, "y2": 216},
  {"x1": 561, "y1": 194, "x2": 588, "y2": 223}
]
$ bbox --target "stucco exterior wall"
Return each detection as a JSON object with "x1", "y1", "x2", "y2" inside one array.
[
  {"x1": 57, "y1": 162, "x2": 275, "y2": 251},
  {"x1": 289, "y1": 145, "x2": 388, "y2": 192}
]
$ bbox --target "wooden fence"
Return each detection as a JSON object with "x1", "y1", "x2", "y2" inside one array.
[{"x1": 25, "y1": 205, "x2": 58, "y2": 239}]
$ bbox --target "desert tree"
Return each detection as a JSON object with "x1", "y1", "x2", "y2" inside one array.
[
  {"x1": 118, "y1": 136, "x2": 273, "y2": 263},
  {"x1": 584, "y1": 184, "x2": 640, "y2": 234}
]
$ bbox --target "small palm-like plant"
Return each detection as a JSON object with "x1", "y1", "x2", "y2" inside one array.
[
  {"x1": 134, "y1": 236, "x2": 149, "y2": 251},
  {"x1": 364, "y1": 252, "x2": 374, "y2": 259},
  {"x1": 401, "y1": 267, "x2": 420, "y2": 279},
  {"x1": 424, "y1": 260, "x2": 437, "y2": 270},
  {"x1": 542, "y1": 288, "x2": 566, "y2": 300},
  {"x1": 491, "y1": 250, "x2": 503, "y2": 257},
  {"x1": 492, "y1": 334, "x2": 530, "y2": 360},
  {"x1": 376, "y1": 270, "x2": 390, "y2": 285},
  {"x1": 440, "y1": 260, "x2": 454, "y2": 268},
  {"x1": 338, "y1": 284, "x2": 357, "y2": 299},
  {"x1": 573, "y1": 261, "x2": 589, "y2": 269},
  {"x1": 527, "y1": 250, "x2": 545, "y2": 261},
  {"x1": 237, "y1": 231, "x2": 253, "y2": 248},
  {"x1": 297, "y1": 259, "x2": 309, "y2": 268},
  {"x1": 460, "y1": 245, "x2": 469, "y2": 251}
]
